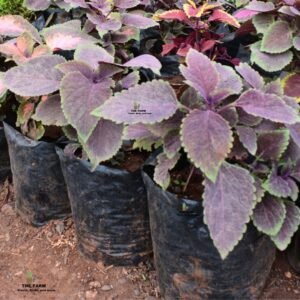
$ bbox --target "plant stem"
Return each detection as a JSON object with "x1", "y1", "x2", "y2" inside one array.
[{"x1": 183, "y1": 165, "x2": 195, "y2": 193}]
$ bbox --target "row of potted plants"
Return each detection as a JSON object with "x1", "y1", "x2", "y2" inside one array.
[{"x1": 0, "y1": 0, "x2": 300, "y2": 298}]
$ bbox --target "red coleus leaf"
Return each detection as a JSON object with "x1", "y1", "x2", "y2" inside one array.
[
  {"x1": 209, "y1": 9, "x2": 240, "y2": 28},
  {"x1": 157, "y1": 9, "x2": 188, "y2": 22}
]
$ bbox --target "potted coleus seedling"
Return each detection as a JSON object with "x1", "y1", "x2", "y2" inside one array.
[
  {"x1": 93, "y1": 48, "x2": 300, "y2": 298},
  {"x1": 53, "y1": 42, "x2": 162, "y2": 265},
  {"x1": 0, "y1": 16, "x2": 72, "y2": 226}
]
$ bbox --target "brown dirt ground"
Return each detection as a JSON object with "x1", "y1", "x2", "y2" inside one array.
[{"x1": 0, "y1": 179, "x2": 300, "y2": 300}]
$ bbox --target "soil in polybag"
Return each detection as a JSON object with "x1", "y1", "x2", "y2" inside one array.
[
  {"x1": 57, "y1": 148, "x2": 152, "y2": 266},
  {"x1": 142, "y1": 168, "x2": 276, "y2": 300},
  {"x1": 4, "y1": 123, "x2": 71, "y2": 227},
  {"x1": 0, "y1": 127, "x2": 11, "y2": 181}
]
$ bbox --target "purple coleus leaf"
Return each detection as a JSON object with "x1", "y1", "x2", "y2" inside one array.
[
  {"x1": 261, "y1": 21, "x2": 293, "y2": 54},
  {"x1": 252, "y1": 195, "x2": 286, "y2": 236},
  {"x1": 179, "y1": 49, "x2": 219, "y2": 100},
  {"x1": 263, "y1": 169, "x2": 299, "y2": 201},
  {"x1": 163, "y1": 130, "x2": 181, "y2": 159},
  {"x1": 250, "y1": 42, "x2": 293, "y2": 72},
  {"x1": 236, "y1": 89, "x2": 300, "y2": 124},
  {"x1": 23, "y1": 0, "x2": 51, "y2": 11},
  {"x1": 3, "y1": 55, "x2": 66, "y2": 96},
  {"x1": 211, "y1": 63, "x2": 243, "y2": 102},
  {"x1": 181, "y1": 109, "x2": 233, "y2": 182},
  {"x1": 56, "y1": 61, "x2": 94, "y2": 79},
  {"x1": 287, "y1": 123, "x2": 300, "y2": 148},
  {"x1": 264, "y1": 79, "x2": 283, "y2": 96},
  {"x1": 123, "y1": 55, "x2": 162, "y2": 75},
  {"x1": 60, "y1": 71, "x2": 114, "y2": 143},
  {"x1": 235, "y1": 63, "x2": 264, "y2": 90},
  {"x1": 93, "y1": 80, "x2": 178, "y2": 125},
  {"x1": 271, "y1": 201, "x2": 300, "y2": 250},
  {"x1": 252, "y1": 14, "x2": 274, "y2": 34},
  {"x1": 256, "y1": 129, "x2": 290, "y2": 161},
  {"x1": 124, "y1": 123, "x2": 155, "y2": 140},
  {"x1": 87, "y1": 12, "x2": 122, "y2": 33},
  {"x1": 114, "y1": 0, "x2": 139, "y2": 9},
  {"x1": 204, "y1": 162, "x2": 256, "y2": 259},
  {"x1": 154, "y1": 152, "x2": 181, "y2": 190},
  {"x1": 236, "y1": 126, "x2": 257, "y2": 155},
  {"x1": 0, "y1": 15, "x2": 41, "y2": 43},
  {"x1": 294, "y1": 36, "x2": 300, "y2": 51},
  {"x1": 81, "y1": 119, "x2": 124, "y2": 169},
  {"x1": 32, "y1": 94, "x2": 68, "y2": 126},
  {"x1": 120, "y1": 71, "x2": 140, "y2": 89},
  {"x1": 122, "y1": 12, "x2": 158, "y2": 29},
  {"x1": 74, "y1": 43, "x2": 114, "y2": 70},
  {"x1": 42, "y1": 21, "x2": 99, "y2": 51}
]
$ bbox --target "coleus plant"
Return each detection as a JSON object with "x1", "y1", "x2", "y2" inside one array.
[
  {"x1": 23, "y1": 0, "x2": 158, "y2": 48},
  {"x1": 93, "y1": 48, "x2": 300, "y2": 259},
  {"x1": 234, "y1": 0, "x2": 300, "y2": 72},
  {"x1": 153, "y1": 0, "x2": 240, "y2": 63}
]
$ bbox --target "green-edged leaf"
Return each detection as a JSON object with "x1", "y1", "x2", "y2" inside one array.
[
  {"x1": 252, "y1": 195, "x2": 286, "y2": 235},
  {"x1": 250, "y1": 42, "x2": 293, "y2": 72},
  {"x1": 60, "y1": 71, "x2": 113, "y2": 143},
  {"x1": 154, "y1": 152, "x2": 180, "y2": 190},
  {"x1": 3, "y1": 55, "x2": 66, "y2": 97},
  {"x1": 163, "y1": 130, "x2": 181, "y2": 159},
  {"x1": 271, "y1": 201, "x2": 300, "y2": 250},
  {"x1": 236, "y1": 89, "x2": 299, "y2": 124},
  {"x1": 261, "y1": 21, "x2": 293, "y2": 54},
  {"x1": 81, "y1": 119, "x2": 123, "y2": 169},
  {"x1": 56, "y1": 61, "x2": 94, "y2": 79},
  {"x1": 263, "y1": 170, "x2": 299, "y2": 200},
  {"x1": 32, "y1": 94, "x2": 68, "y2": 126},
  {"x1": 236, "y1": 126, "x2": 257, "y2": 155},
  {"x1": 235, "y1": 63, "x2": 264, "y2": 89},
  {"x1": 257, "y1": 129, "x2": 290, "y2": 161},
  {"x1": 253, "y1": 14, "x2": 274, "y2": 34},
  {"x1": 181, "y1": 109, "x2": 233, "y2": 182},
  {"x1": 204, "y1": 162, "x2": 256, "y2": 259},
  {"x1": 293, "y1": 36, "x2": 300, "y2": 51},
  {"x1": 0, "y1": 72, "x2": 7, "y2": 98},
  {"x1": 93, "y1": 80, "x2": 178, "y2": 125},
  {"x1": 254, "y1": 177, "x2": 265, "y2": 203},
  {"x1": 23, "y1": 0, "x2": 51, "y2": 11}
]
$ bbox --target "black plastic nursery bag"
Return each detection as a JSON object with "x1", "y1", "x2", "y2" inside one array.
[
  {"x1": 0, "y1": 126, "x2": 11, "y2": 181},
  {"x1": 4, "y1": 123, "x2": 71, "y2": 226},
  {"x1": 142, "y1": 170, "x2": 276, "y2": 300},
  {"x1": 57, "y1": 148, "x2": 152, "y2": 266}
]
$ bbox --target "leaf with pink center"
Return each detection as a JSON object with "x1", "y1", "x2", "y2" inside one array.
[
  {"x1": 256, "y1": 129, "x2": 290, "y2": 161},
  {"x1": 235, "y1": 63, "x2": 264, "y2": 89},
  {"x1": 271, "y1": 201, "x2": 300, "y2": 250},
  {"x1": 61, "y1": 71, "x2": 113, "y2": 142},
  {"x1": 181, "y1": 109, "x2": 233, "y2": 182},
  {"x1": 122, "y1": 13, "x2": 158, "y2": 29},
  {"x1": 93, "y1": 80, "x2": 178, "y2": 125},
  {"x1": 3, "y1": 55, "x2": 66, "y2": 96},
  {"x1": 250, "y1": 42, "x2": 293, "y2": 72},
  {"x1": 82, "y1": 119, "x2": 124, "y2": 169},
  {"x1": 23, "y1": 0, "x2": 51, "y2": 11},
  {"x1": 0, "y1": 15, "x2": 41, "y2": 43},
  {"x1": 156, "y1": 9, "x2": 188, "y2": 22},
  {"x1": 208, "y1": 9, "x2": 240, "y2": 28},
  {"x1": 179, "y1": 49, "x2": 219, "y2": 100},
  {"x1": 204, "y1": 162, "x2": 255, "y2": 259},
  {"x1": 74, "y1": 43, "x2": 114, "y2": 70},
  {"x1": 236, "y1": 89, "x2": 300, "y2": 124},
  {"x1": 234, "y1": 9, "x2": 259, "y2": 21},
  {"x1": 123, "y1": 55, "x2": 162, "y2": 75},
  {"x1": 261, "y1": 21, "x2": 293, "y2": 54},
  {"x1": 154, "y1": 152, "x2": 180, "y2": 190},
  {"x1": 263, "y1": 170, "x2": 299, "y2": 201},
  {"x1": 211, "y1": 63, "x2": 242, "y2": 102},
  {"x1": 236, "y1": 126, "x2": 257, "y2": 155},
  {"x1": 32, "y1": 94, "x2": 68, "y2": 126},
  {"x1": 42, "y1": 21, "x2": 98, "y2": 51},
  {"x1": 252, "y1": 195, "x2": 286, "y2": 236}
]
